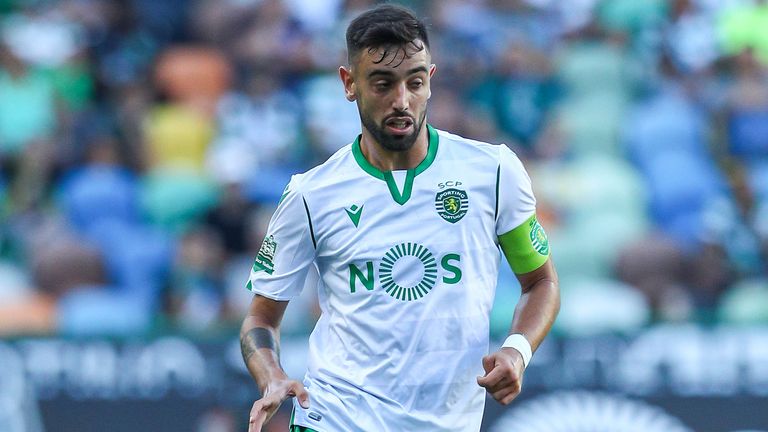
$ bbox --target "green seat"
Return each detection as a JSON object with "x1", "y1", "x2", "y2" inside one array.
[
  {"x1": 556, "y1": 94, "x2": 628, "y2": 157},
  {"x1": 556, "y1": 41, "x2": 632, "y2": 98},
  {"x1": 531, "y1": 156, "x2": 648, "y2": 279},
  {"x1": 596, "y1": 0, "x2": 668, "y2": 35},
  {"x1": 139, "y1": 168, "x2": 220, "y2": 233},
  {"x1": 719, "y1": 3, "x2": 768, "y2": 64},
  {"x1": 717, "y1": 278, "x2": 768, "y2": 324}
]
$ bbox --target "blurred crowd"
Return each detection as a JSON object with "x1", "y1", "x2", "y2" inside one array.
[{"x1": 0, "y1": 0, "x2": 767, "y2": 339}]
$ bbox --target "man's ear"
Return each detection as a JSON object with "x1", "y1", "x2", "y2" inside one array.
[
  {"x1": 339, "y1": 66, "x2": 356, "y2": 102},
  {"x1": 427, "y1": 63, "x2": 437, "y2": 99}
]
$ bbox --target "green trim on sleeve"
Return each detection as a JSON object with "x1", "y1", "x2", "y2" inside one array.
[{"x1": 499, "y1": 214, "x2": 550, "y2": 274}]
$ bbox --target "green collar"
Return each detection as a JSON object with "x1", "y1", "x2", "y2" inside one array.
[{"x1": 351, "y1": 124, "x2": 439, "y2": 205}]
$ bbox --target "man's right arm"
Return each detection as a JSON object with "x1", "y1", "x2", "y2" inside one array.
[{"x1": 241, "y1": 294, "x2": 309, "y2": 431}]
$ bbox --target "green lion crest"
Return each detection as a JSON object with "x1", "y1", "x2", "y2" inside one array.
[
  {"x1": 435, "y1": 188, "x2": 469, "y2": 223},
  {"x1": 529, "y1": 218, "x2": 549, "y2": 255}
]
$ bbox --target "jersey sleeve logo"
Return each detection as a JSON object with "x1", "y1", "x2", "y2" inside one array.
[
  {"x1": 278, "y1": 184, "x2": 290, "y2": 205},
  {"x1": 529, "y1": 218, "x2": 549, "y2": 255},
  {"x1": 253, "y1": 235, "x2": 277, "y2": 274},
  {"x1": 435, "y1": 188, "x2": 469, "y2": 223}
]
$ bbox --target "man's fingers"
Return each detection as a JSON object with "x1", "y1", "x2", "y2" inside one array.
[
  {"x1": 477, "y1": 354, "x2": 499, "y2": 388},
  {"x1": 481, "y1": 355, "x2": 495, "y2": 374},
  {"x1": 247, "y1": 380, "x2": 308, "y2": 431},
  {"x1": 248, "y1": 415, "x2": 264, "y2": 432},
  {"x1": 492, "y1": 385, "x2": 519, "y2": 403},
  {"x1": 248, "y1": 401, "x2": 268, "y2": 432},
  {"x1": 290, "y1": 381, "x2": 310, "y2": 409},
  {"x1": 476, "y1": 365, "x2": 506, "y2": 388},
  {"x1": 500, "y1": 388, "x2": 522, "y2": 405}
]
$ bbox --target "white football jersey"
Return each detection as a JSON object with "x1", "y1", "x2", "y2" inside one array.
[{"x1": 247, "y1": 125, "x2": 539, "y2": 431}]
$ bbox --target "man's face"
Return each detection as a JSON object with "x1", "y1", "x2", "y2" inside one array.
[{"x1": 340, "y1": 42, "x2": 436, "y2": 152}]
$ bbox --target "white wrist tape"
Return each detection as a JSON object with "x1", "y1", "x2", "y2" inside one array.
[{"x1": 501, "y1": 334, "x2": 532, "y2": 369}]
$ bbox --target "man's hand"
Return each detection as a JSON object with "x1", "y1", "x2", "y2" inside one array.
[
  {"x1": 248, "y1": 379, "x2": 309, "y2": 432},
  {"x1": 476, "y1": 348, "x2": 525, "y2": 405}
]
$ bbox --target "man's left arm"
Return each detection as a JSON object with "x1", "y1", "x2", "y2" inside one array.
[
  {"x1": 477, "y1": 234, "x2": 560, "y2": 405},
  {"x1": 483, "y1": 146, "x2": 560, "y2": 404}
]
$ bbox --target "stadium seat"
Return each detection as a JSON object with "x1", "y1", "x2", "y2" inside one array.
[
  {"x1": 557, "y1": 93, "x2": 627, "y2": 156},
  {"x1": 556, "y1": 41, "x2": 630, "y2": 99},
  {"x1": 728, "y1": 108, "x2": 768, "y2": 158},
  {"x1": 57, "y1": 165, "x2": 139, "y2": 232},
  {"x1": 717, "y1": 278, "x2": 768, "y2": 324},
  {"x1": 0, "y1": 260, "x2": 30, "y2": 302},
  {"x1": 623, "y1": 88, "x2": 708, "y2": 170},
  {"x1": 532, "y1": 155, "x2": 649, "y2": 279},
  {"x1": 242, "y1": 164, "x2": 296, "y2": 205},
  {"x1": 595, "y1": 0, "x2": 667, "y2": 36},
  {"x1": 139, "y1": 168, "x2": 220, "y2": 233},
  {"x1": 85, "y1": 219, "x2": 175, "y2": 306},
  {"x1": 746, "y1": 160, "x2": 768, "y2": 200},
  {"x1": 644, "y1": 150, "x2": 726, "y2": 224},
  {"x1": 57, "y1": 285, "x2": 153, "y2": 336}
]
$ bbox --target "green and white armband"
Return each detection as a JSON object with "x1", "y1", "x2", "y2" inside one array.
[{"x1": 499, "y1": 214, "x2": 550, "y2": 274}]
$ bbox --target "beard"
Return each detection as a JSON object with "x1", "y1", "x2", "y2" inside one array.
[{"x1": 360, "y1": 109, "x2": 427, "y2": 152}]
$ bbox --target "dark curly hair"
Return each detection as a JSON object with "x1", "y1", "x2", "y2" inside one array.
[{"x1": 345, "y1": 4, "x2": 430, "y2": 68}]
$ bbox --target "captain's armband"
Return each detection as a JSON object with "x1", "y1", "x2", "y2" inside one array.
[{"x1": 498, "y1": 214, "x2": 550, "y2": 274}]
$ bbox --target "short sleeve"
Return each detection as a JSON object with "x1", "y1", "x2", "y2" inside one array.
[
  {"x1": 495, "y1": 145, "x2": 536, "y2": 236},
  {"x1": 246, "y1": 175, "x2": 316, "y2": 300}
]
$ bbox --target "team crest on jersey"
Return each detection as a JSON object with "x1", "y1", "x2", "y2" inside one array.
[
  {"x1": 253, "y1": 235, "x2": 277, "y2": 274},
  {"x1": 435, "y1": 188, "x2": 469, "y2": 223},
  {"x1": 529, "y1": 218, "x2": 549, "y2": 255}
]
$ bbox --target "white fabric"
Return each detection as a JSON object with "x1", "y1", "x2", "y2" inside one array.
[
  {"x1": 247, "y1": 128, "x2": 536, "y2": 431},
  {"x1": 501, "y1": 333, "x2": 533, "y2": 369}
]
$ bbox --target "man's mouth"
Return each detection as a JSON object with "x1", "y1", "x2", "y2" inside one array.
[{"x1": 384, "y1": 116, "x2": 414, "y2": 134}]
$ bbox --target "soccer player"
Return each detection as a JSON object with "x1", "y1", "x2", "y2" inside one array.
[{"x1": 240, "y1": 4, "x2": 560, "y2": 431}]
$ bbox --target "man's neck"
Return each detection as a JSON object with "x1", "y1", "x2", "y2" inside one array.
[{"x1": 359, "y1": 127, "x2": 429, "y2": 172}]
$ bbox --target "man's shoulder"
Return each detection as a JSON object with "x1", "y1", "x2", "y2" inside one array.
[
  {"x1": 290, "y1": 143, "x2": 356, "y2": 192},
  {"x1": 435, "y1": 128, "x2": 507, "y2": 161}
]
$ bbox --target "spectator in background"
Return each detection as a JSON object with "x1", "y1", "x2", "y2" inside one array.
[
  {"x1": 168, "y1": 226, "x2": 226, "y2": 331},
  {"x1": 0, "y1": 0, "x2": 766, "y2": 341},
  {"x1": 0, "y1": 42, "x2": 57, "y2": 211}
]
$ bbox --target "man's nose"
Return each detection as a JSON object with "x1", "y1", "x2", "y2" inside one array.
[{"x1": 392, "y1": 82, "x2": 408, "y2": 111}]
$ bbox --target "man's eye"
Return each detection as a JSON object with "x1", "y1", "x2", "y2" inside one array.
[
  {"x1": 410, "y1": 81, "x2": 423, "y2": 89},
  {"x1": 374, "y1": 82, "x2": 390, "y2": 90}
]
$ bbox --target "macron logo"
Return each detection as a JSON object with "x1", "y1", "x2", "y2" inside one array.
[{"x1": 345, "y1": 204, "x2": 363, "y2": 228}]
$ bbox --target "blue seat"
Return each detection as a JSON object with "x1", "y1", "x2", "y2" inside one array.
[
  {"x1": 243, "y1": 164, "x2": 296, "y2": 205},
  {"x1": 57, "y1": 285, "x2": 153, "y2": 336},
  {"x1": 85, "y1": 220, "x2": 175, "y2": 306},
  {"x1": 747, "y1": 160, "x2": 768, "y2": 200},
  {"x1": 58, "y1": 165, "x2": 139, "y2": 232},
  {"x1": 729, "y1": 108, "x2": 768, "y2": 158},
  {"x1": 644, "y1": 151, "x2": 728, "y2": 246},
  {"x1": 623, "y1": 89, "x2": 707, "y2": 170}
]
